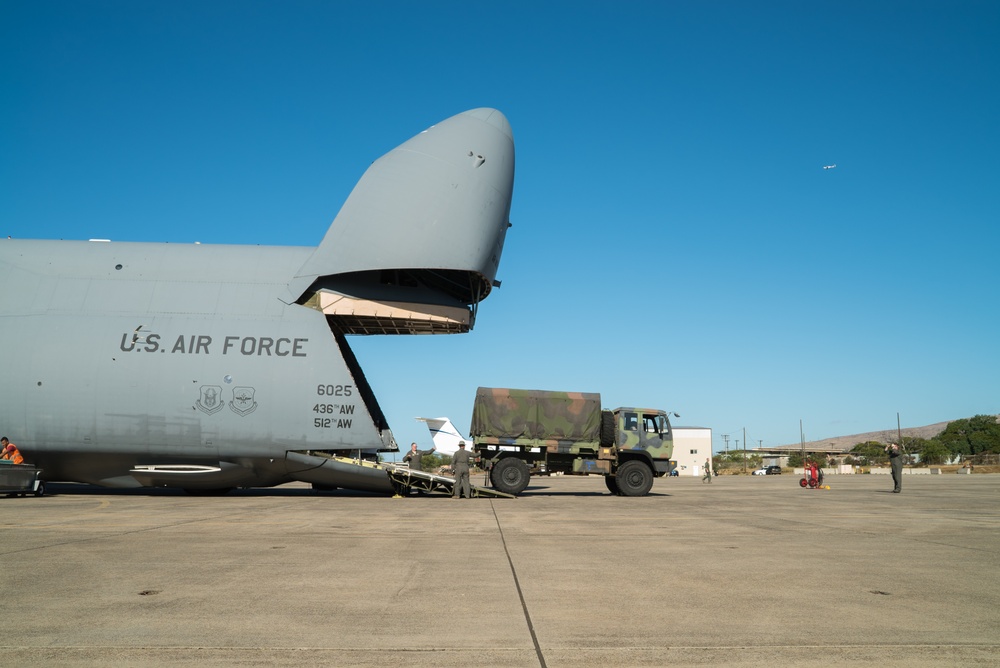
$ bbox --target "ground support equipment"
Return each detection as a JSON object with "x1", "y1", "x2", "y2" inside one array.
[{"x1": 0, "y1": 463, "x2": 45, "y2": 497}]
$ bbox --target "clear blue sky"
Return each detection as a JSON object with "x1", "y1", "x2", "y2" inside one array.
[{"x1": 3, "y1": 1, "x2": 998, "y2": 455}]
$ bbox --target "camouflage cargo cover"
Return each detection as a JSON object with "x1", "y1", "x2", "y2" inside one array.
[{"x1": 471, "y1": 387, "x2": 601, "y2": 447}]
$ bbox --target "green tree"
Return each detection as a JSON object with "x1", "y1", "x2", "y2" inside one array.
[
  {"x1": 917, "y1": 439, "x2": 950, "y2": 465},
  {"x1": 968, "y1": 414, "x2": 1000, "y2": 454},
  {"x1": 938, "y1": 418, "x2": 972, "y2": 457},
  {"x1": 720, "y1": 451, "x2": 742, "y2": 464},
  {"x1": 786, "y1": 452, "x2": 833, "y2": 468},
  {"x1": 715, "y1": 450, "x2": 761, "y2": 472},
  {"x1": 850, "y1": 441, "x2": 888, "y2": 465},
  {"x1": 937, "y1": 415, "x2": 1000, "y2": 457},
  {"x1": 423, "y1": 453, "x2": 451, "y2": 470}
]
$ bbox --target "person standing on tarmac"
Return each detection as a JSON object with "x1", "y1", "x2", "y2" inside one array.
[
  {"x1": 886, "y1": 443, "x2": 903, "y2": 493},
  {"x1": 451, "y1": 441, "x2": 472, "y2": 499},
  {"x1": 702, "y1": 458, "x2": 712, "y2": 483},
  {"x1": 402, "y1": 442, "x2": 435, "y2": 472},
  {"x1": 402, "y1": 442, "x2": 435, "y2": 495}
]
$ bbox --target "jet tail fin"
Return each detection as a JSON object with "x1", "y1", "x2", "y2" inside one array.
[{"x1": 415, "y1": 417, "x2": 467, "y2": 457}]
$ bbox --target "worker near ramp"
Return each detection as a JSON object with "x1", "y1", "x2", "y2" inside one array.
[
  {"x1": 402, "y1": 442, "x2": 435, "y2": 472},
  {"x1": 451, "y1": 442, "x2": 472, "y2": 499}
]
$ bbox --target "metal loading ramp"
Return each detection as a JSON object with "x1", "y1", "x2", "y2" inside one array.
[
  {"x1": 289, "y1": 452, "x2": 514, "y2": 498},
  {"x1": 382, "y1": 462, "x2": 515, "y2": 498}
]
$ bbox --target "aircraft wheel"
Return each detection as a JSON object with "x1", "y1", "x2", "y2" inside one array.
[
  {"x1": 605, "y1": 475, "x2": 621, "y2": 495},
  {"x1": 616, "y1": 460, "x2": 653, "y2": 497},
  {"x1": 490, "y1": 458, "x2": 530, "y2": 496}
]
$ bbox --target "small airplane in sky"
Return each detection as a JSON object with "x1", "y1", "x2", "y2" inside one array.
[
  {"x1": 0, "y1": 108, "x2": 515, "y2": 494},
  {"x1": 822, "y1": 164, "x2": 837, "y2": 170}
]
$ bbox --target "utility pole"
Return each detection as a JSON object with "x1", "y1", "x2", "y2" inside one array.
[
  {"x1": 897, "y1": 412, "x2": 904, "y2": 452},
  {"x1": 898, "y1": 412, "x2": 905, "y2": 462},
  {"x1": 800, "y1": 419, "x2": 806, "y2": 469},
  {"x1": 722, "y1": 434, "x2": 729, "y2": 453}
]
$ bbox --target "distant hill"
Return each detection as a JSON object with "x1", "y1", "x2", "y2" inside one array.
[{"x1": 769, "y1": 420, "x2": 956, "y2": 453}]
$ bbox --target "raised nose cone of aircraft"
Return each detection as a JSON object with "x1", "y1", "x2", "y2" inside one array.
[
  {"x1": 460, "y1": 107, "x2": 513, "y2": 142},
  {"x1": 287, "y1": 108, "x2": 516, "y2": 309}
]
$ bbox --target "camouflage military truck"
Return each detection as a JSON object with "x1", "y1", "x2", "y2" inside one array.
[{"x1": 470, "y1": 387, "x2": 675, "y2": 496}]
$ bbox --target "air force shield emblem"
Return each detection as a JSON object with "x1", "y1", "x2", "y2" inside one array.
[
  {"x1": 229, "y1": 386, "x2": 258, "y2": 417},
  {"x1": 196, "y1": 385, "x2": 224, "y2": 415}
]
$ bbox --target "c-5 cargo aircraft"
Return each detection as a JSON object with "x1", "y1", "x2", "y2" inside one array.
[{"x1": 0, "y1": 108, "x2": 514, "y2": 494}]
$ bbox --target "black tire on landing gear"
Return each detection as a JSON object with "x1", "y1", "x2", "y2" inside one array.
[
  {"x1": 490, "y1": 457, "x2": 530, "y2": 496},
  {"x1": 799, "y1": 478, "x2": 808, "y2": 487},
  {"x1": 615, "y1": 460, "x2": 654, "y2": 497},
  {"x1": 604, "y1": 476, "x2": 621, "y2": 495}
]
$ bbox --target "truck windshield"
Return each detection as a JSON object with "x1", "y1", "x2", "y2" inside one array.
[{"x1": 644, "y1": 414, "x2": 670, "y2": 436}]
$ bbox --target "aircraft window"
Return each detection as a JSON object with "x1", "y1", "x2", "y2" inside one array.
[{"x1": 624, "y1": 412, "x2": 638, "y2": 431}]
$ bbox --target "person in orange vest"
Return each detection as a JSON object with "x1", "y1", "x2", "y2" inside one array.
[{"x1": 1, "y1": 437, "x2": 24, "y2": 465}]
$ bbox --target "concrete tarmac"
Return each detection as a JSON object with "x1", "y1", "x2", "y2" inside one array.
[{"x1": 1, "y1": 473, "x2": 998, "y2": 667}]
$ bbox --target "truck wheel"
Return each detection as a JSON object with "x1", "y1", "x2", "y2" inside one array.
[
  {"x1": 616, "y1": 460, "x2": 653, "y2": 496},
  {"x1": 600, "y1": 411, "x2": 616, "y2": 447},
  {"x1": 34, "y1": 481, "x2": 46, "y2": 497},
  {"x1": 491, "y1": 458, "x2": 530, "y2": 496},
  {"x1": 604, "y1": 476, "x2": 621, "y2": 495}
]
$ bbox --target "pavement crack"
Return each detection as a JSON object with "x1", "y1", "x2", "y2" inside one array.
[{"x1": 491, "y1": 499, "x2": 546, "y2": 668}]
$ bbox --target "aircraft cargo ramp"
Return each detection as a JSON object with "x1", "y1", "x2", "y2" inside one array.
[
  {"x1": 382, "y1": 462, "x2": 515, "y2": 498},
  {"x1": 286, "y1": 451, "x2": 514, "y2": 498}
]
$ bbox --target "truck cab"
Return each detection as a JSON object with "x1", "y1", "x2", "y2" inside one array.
[{"x1": 614, "y1": 408, "x2": 674, "y2": 473}]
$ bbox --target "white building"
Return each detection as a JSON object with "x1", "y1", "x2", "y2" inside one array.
[{"x1": 672, "y1": 426, "x2": 713, "y2": 477}]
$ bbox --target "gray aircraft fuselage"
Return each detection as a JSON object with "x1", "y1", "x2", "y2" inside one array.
[{"x1": 0, "y1": 108, "x2": 515, "y2": 492}]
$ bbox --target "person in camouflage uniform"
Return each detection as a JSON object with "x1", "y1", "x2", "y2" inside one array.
[
  {"x1": 886, "y1": 443, "x2": 902, "y2": 493},
  {"x1": 401, "y1": 442, "x2": 435, "y2": 495},
  {"x1": 402, "y1": 442, "x2": 434, "y2": 472},
  {"x1": 451, "y1": 442, "x2": 472, "y2": 498},
  {"x1": 702, "y1": 457, "x2": 712, "y2": 483}
]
